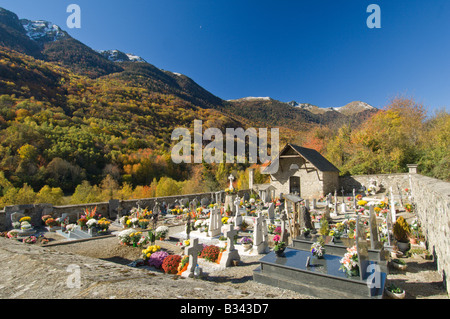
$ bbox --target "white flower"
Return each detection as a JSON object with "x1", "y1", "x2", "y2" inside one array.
[
  {"x1": 86, "y1": 219, "x2": 98, "y2": 228},
  {"x1": 66, "y1": 224, "x2": 77, "y2": 232}
]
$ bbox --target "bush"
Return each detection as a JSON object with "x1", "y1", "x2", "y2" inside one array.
[
  {"x1": 393, "y1": 216, "x2": 410, "y2": 243},
  {"x1": 162, "y1": 255, "x2": 182, "y2": 274},
  {"x1": 200, "y1": 245, "x2": 220, "y2": 262}
]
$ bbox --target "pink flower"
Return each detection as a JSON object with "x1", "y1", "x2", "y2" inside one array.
[{"x1": 273, "y1": 235, "x2": 281, "y2": 242}]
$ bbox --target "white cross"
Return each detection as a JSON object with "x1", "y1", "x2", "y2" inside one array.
[
  {"x1": 228, "y1": 174, "x2": 235, "y2": 190},
  {"x1": 184, "y1": 238, "x2": 203, "y2": 276},
  {"x1": 224, "y1": 224, "x2": 238, "y2": 251}
]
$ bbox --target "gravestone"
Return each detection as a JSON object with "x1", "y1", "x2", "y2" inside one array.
[
  {"x1": 243, "y1": 192, "x2": 250, "y2": 202},
  {"x1": 109, "y1": 199, "x2": 120, "y2": 220},
  {"x1": 368, "y1": 205, "x2": 382, "y2": 250},
  {"x1": 385, "y1": 207, "x2": 393, "y2": 247},
  {"x1": 253, "y1": 212, "x2": 268, "y2": 254},
  {"x1": 219, "y1": 224, "x2": 241, "y2": 267},
  {"x1": 279, "y1": 212, "x2": 289, "y2": 244},
  {"x1": 201, "y1": 197, "x2": 210, "y2": 207},
  {"x1": 11, "y1": 212, "x2": 26, "y2": 225},
  {"x1": 305, "y1": 199, "x2": 310, "y2": 210},
  {"x1": 312, "y1": 198, "x2": 317, "y2": 210},
  {"x1": 267, "y1": 202, "x2": 275, "y2": 223},
  {"x1": 208, "y1": 208, "x2": 222, "y2": 237},
  {"x1": 299, "y1": 206, "x2": 313, "y2": 231},
  {"x1": 234, "y1": 196, "x2": 242, "y2": 227},
  {"x1": 353, "y1": 189, "x2": 357, "y2": 211},
  {"x1": 181, "y1": 238, "x2": 204, "y2": 278},
  {"x1": 180, "y1": 198, "x2": 189, "y2": 208},
  {"x1": 326, "y1": 193, "x2": 332, "y2": 207},
  {"x1": 355, "y1": 215, "x2": 370, "y2": 281}
]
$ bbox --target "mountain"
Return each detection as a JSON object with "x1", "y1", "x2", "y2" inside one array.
[{"x1": 332, "y1": 101, "x2": 376, "y2": 116}]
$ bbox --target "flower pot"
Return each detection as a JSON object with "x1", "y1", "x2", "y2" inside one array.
[
  {"x1": 385, "y1": 288, "x2": 405, "y2": 299},
  {"x1": 397, "y1": 241, "x2": 410, "y2": 253},
  {"x1": 275, "y1": 247, "x2": 286, "y2": 257},
  {"x1": 391, "y1": 260, "x2": 407, "y2": 270}
]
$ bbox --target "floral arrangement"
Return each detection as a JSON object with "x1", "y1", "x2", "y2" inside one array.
[
  {"x1": 162, "y1": 255, "x2": 182, "y2": 274},
  {"x1": 83, "y1": 207, "x2": 98, "y2": 220},
  {"x1": 155, "y1": 226, "x2": 169, "y2": 239},
  {"x1": 138, "y1": 219, "x2": 150, "y2": 229},
  {"x1": 118, "y1": 228, "x2": 139, "y2": 245},
  {"x1": 20, "y1": 221, "x2": 32, "y2": 231},
  {"x1": 221, "y1": 216, "x2": 229, "y2": 224},
  {"x1": 178, "y1": 255, "x2": 189, "y2": 273},
  {"x1": 19, "y1": 216, "x2": 32, "y2": 223},
  {"x1": 12, "y1": 221, "x2": 21, "y2": 229},
  {"x1": 267, "y1": 224, "x2": 276, "y2": 234},
  {"x1": 77, "y1": 217, "x2": 87, "y2": 228},
  {"x1": 273, "y1": 226, "x2": 282, "y2": 236},
  {"x1": 356, "y1": 194, "x2": 363, "y2": 200},
  {"x1": 224, "y1": 188, "x2": 236, "y2": 195},
  {"x1": 200, "y1": 245, "x2": 220, "y2": 262},
  {"x1": 273, "y1": 235, "x2": 286, "y2": 252},
  {"x1": 97, "y1": 218, "x2": 111, "y2": 231},
  {"x1": 45, "y1": 218, "x2": 59, "y2": 227},
  {"x1": 339, "y1": 246, "x2": 359, "y2": 276},
  {"x1": 65, "y1": 224, "x2": 77, "y2": 232},
  {"x1": 310, "y1": 241, "x2": 325, "y2": 258},
  {"x1": 23, "y1": 236, "x2": 37, "y2": 244},
  {"x1": 7, "y1": 230, "x2": 19, "y2": 239},
  {"x1": 42, "y1": 215, "x2": 53, "y2": 223},
  {"x1": 142, "y1": 244, "x2": 162, "y2": 260},
  {"x1": 239, "y1": 236, "x2": 253, "y2": 245},
  {"x1": 357, "y1": 200, "x2": 368, "y2": 207},
  {"x1": 404, "y1": 203, "x2": 413, "y2": 213},
  {"x1": 148, "y1": 250, "x2": 169, "y2": 269}
]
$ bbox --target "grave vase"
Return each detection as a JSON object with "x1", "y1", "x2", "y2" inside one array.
[
  {"x1": 345, "y1": 267, "x2": 360, "y2": 278},
  {"x1": 274, "y1": 247, "x2": 286, "y2": 257}
]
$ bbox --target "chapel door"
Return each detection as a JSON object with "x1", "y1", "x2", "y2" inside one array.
[{"x1": 289, "y1": 176, "x2": 300, "y2": 195}]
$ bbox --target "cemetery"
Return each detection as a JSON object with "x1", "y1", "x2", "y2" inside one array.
[{"x1": 0, "y1": 159, "x2": 449, "y2": 299}]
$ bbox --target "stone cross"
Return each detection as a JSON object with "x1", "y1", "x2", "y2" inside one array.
[
  {"x1": 181, "y1": 238, "x2": 204, "y2": 278},
  {"x1": 353, "y1": 189, "x2": 357, "y2": 210},
  {"x1": 326, "y1": 193, "x2": 332, "y2": 207},
  {"x1": 228, "y1": 174, "x2": 235, "y2": 190},
  {"x1": 279, "y1": 212, "x2": 289, "y2": 244},
  {"x1": 253, "y1": 212, "x2": 268, "y2": 253},
  {"x1": 219, "y1": 224, "x2": 240, "y2": 267},
  {"x1": 208, "y1": 208, "x2": 222, "y2": 237},
  {"x1": 389, "y1": 187, "x2": 397, "y2": 222}
]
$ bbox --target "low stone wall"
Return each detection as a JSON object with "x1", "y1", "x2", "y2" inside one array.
[
  {"x1": 410, "y1": 173, "x2": 450, "y2": 294},
  {"x1": 339, "y1": 173, "x2": 410, "y2": 193},
  {"x1": 0, "y1": 189, "x2": 250, "y2": 232}
]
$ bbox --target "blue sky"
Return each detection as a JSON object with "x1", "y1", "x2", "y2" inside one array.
[{"x1": 1, "y1": 0, "x2": 449, "y2": 113}]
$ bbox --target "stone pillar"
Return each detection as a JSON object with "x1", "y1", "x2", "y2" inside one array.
[{"x1": 407, "y1": 164, "x2": 418, "y2": 174}]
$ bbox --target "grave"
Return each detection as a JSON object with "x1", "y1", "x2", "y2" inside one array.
[
  {"x1": 219, "y1": 224, "x2": 240, "y2": 267},
  {"x1": 253, "y1": 212, "x2": 268, "y2": 254},
  {"x1": 207, "y1": 208, "x2": 222, "y2": 237},
  {"x1": 180, "y1": 238, "x2": 204, "y2": 278},
  {"x1": 253, "y1": 215, "x2": 387, "y2": 299}
]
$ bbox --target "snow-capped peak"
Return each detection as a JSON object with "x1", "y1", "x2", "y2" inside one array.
[
  {"x1": 20, "y1": 19, "x2": 67, "y2": 42},
  {"x1": 98, "y1": 49, "x2": 146, "y2": 63},
  {"x1": 227, "y1": 96, "x2": 272, "y2": 102}
]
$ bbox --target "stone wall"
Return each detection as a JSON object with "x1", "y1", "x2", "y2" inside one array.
[
  {"x1": 0, "y1": 189, "x2": 249, "y2": 232},
  {"x1": 339, "y1": 173, "x2": 411, "y2": 194},
  {"x1": 410, "y1": 173, "x2": 450, "y2": 294}
]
